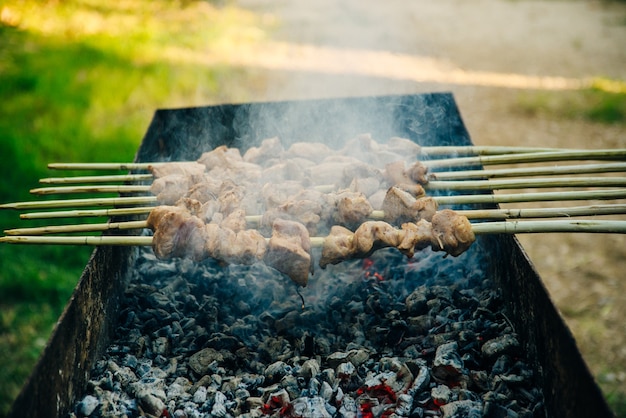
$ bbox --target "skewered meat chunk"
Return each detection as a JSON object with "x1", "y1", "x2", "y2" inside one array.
[
  {"x1": 185, "y1": 176, "x2": 221, "y2": 203},
  {"x1": 284, "y1": 142, "x2": 334, "y2": 164},
  {"x1": 319, "y1": 225, "x2": 355, "y2": 268},
  {"x1": 262, "y1": 182, "x2": 306, "y2": 209},
  {"x1": 339, "y1": 133, "x2": 382, "y2": 163},
  {"x1": 151, "y1": 174, "x2": 194, "y2": 205},
  {"x1": 243, "y1": 137, "x2": 284, "y2": 164},
  {"x1": 395, "y1": 183, "x2": 426, "y2": 198},
  {"x1": 406, "y1": 161, "x2": 429, "y2": 185},
  {"x1": 334, "y1": 191, "x2": 373, "y2": 227},
  {"x1": 261, "y1": 160, "x2": 310, "y2": 183},
  {"x1": 218, "y1": 180, "x2": 245, "y2": 215},
  {"x1": 264, "y1": 219, "x2": 312, "y2": 287},
  {"x1": 384, "y1": 160, "x2": 430, "y2": 186},
  {"x1": 197, "y1": 145, "x2": 244, "y2": 169},
  {"x1": 320, "y1": 211, "x2": 474, "y2": 267},
  {"x1": 382, "y1": 186, "x2": 438, "y2": 224},
  {"x1": 384, "y1": 160, "x2": 413, "y2": 186},
  {"x1": 230, "y1": 229, "x2": 267, "y2": 264},
  {"x1": 430, "y1": 209, "x2": 475, "y2": 256},
  {"x1": 353, "y1": 221, "x2": 403, "y2": 257},
  {"x1": 149, "y1": 208, "x2": 207, "y2": 261},
  {"x1": 349, "y1": 177, "x2": 381, "y2": 198},
  {"x1": 397, "y1": 220, "x2": 433, "y2": 258},
  {"x1": 220, "y1": 209, "x2": 247, "y2": 232},
  {"x1": 146, "y1": 205, "x2": 187, "y2": 230},
  {"x1": 175, "y1": 197, "x2": 220, "y2": 224},
  {"x1": 148, "y1": 162, "x2": 206, "y2": 179},
  {"x1": 261, "y1": 198, "x2": 323, "y2": 234},
  {"x1": 386, "y1": 137, "x2": 422, "y2": 158},
  {"x1": 148, "y1": 206, "x2": 266, "y2": 265},
  {"x1": 204, "y1": 224, "x2": 267, "y2": 265}
]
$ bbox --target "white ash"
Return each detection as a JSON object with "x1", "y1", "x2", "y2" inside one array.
[{"x1": 71, "y1": 237, "x2": 544, "y2": 417}]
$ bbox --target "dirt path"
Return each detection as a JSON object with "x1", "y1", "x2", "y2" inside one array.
[{"x1": 233, "y1": 0, "x2": 626, "y2": 403}]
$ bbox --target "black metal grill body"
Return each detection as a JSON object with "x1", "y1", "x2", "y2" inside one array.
[{"x1": 8, "y1": 93, "x2": 612, "y2": 417}]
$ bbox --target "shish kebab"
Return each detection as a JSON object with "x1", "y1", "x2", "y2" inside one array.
[
  {"x1": 143, "y1": 204, "x2": 475, "y2": 287},
  {"x1": 3, "y1": 137, "x2": 626, "y2": 287}
]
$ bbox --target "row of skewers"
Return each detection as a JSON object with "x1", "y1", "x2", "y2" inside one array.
[{"x1": 1, "y1": 136, "x2": 626, "y2": 284}]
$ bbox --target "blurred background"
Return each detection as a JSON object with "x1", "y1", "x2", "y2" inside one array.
[{"x1": 0, "y1": 0, "x2": 625, "y2": 415}]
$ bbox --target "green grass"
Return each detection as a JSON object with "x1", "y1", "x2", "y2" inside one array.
[
  {"x1": 515, "y1": 78, "x2": 626, "y2": 124},
  {"x1": 0, "y1": 1, "x2": 269, "y2": 415}
]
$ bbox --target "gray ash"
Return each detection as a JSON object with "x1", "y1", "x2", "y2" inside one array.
[{"x1": 72, "y1": 236, "x2": 544, "y2": 417}]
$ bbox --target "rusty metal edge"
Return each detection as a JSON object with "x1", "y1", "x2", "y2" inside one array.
[
  {"x1": 490, "y1": 233, "x2": 615, "y2": 417},
  {"x1": 6, "y1": 245, "x2": 134, "y2": 418}
]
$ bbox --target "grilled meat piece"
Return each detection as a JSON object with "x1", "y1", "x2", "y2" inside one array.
[
  {"x1": 384, "y1": 160, "x2": 413, "y2": 186},
  {"x1": 243, "y1": 137, "x2": 284, "y2": 165},
  {"x1": 430, "y1": 209, "x2": 475, "y2": 257},
  {"x1": 150, "y1": 209, "x2": 207, "y2": 261},
  {"x1": 148, "y1": 162, "x2": 206, "y2": 179},
  {"x1": 218, "y1": 180, "x2": 245, "y2": 215},
  {"x1": 382, "y1": 186, "x2": 438, "y2": 224},
  {"x1": 319, "y1": 225, "x2": 355, "y2": 268},
  {"x1": 284, "y1": 142, "x2": 334, "y2": 164},
  {"x1": 149, "y1": 206, "x2": 266, "y2": 265},
  {"x1": 386, "y1": 137, "x2": 422, "y2": 158},
  {"x1": 406, "y1": 161, "x2": 429, "y2": 185},
  {"x1": 205, "y1": 224, "x2": 267, "y2": 265},
  {"x1": 264, "y1": 219, "x2": 312, "y2": 287},
  {"x1": 185, "y1": 176, "x2": 221, "y2": 203},
  {"x1": 197, "y1": 145, "x2": 244, "y2": 170},
  {"x1": 151, "y1": 174, "x2": 194, "y2": 205},
  {"x1": 397, "y1": 220, "x2": 433, "y2": 258},
  {"x1": 334, "y1": 190, "x2": 373, "y2": 227},
  {"x1": 348, "y1": 176, "x2": 381, "y2": 198},
  {"x1": 353, "y1": 221, "x2": 403, "y2": 257},
  {"x1": 146, "y1": 205, "x2": 187, "y2": 230},
  {"x1": 220, "y1": 208, "x2": 247, "y2": 232}
]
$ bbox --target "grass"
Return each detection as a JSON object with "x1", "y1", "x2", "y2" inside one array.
[
  {"x1": 0, "y1": 0, "x2": 269, "y2": 415},
  {"x1": 515, "y1": 77, "x2": 626, "y2": 124}
]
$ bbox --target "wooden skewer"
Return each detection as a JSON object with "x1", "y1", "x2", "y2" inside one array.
[
  {"x1": 6, "y1": 189, "x2": 626, "y2": 212},
  {"x1": 425, "y1": 149, "x2": 626, "y2": 169},
  {"x1": 27, "y1": 177, "x2": 626, "y2": 196},
  {"x1": 47, "y1": 162, "x2": 156, "y2": 171},
  {"x1": 430, "y1": 162, "x2": 626, "y2": 180},
  {"x1": 46, "y1": 149, "x2": 626, "y2": 173},
  {"x1": 2, "y1": 220, "x2": 626, "y2": 246},
  {"x1": 20, "y1": 207, "x2": 155, "y2": 220},
  {"x1": 433, "y1": 189, "x2": 626, "y2": 205},
  {"x1": 0, "y1": 196, "x2": 157, "y2": 210},
  {"x1": 39, "y1": 174, "x2": 154, "y2": 184},
  {"x1": 416, "y1": 145, "x2": 571, "y2": 156},
  {"x1": 40, "y1": 162, "x2": 626, "y2": 186},
  {"x1": 6, "y1": 204, "x2": 626, "y2": 236},
  {"x1": 30, "y1": 185, "x2": 152, "y2": 195},
  {"x1": 457, "y1": 204, "x2": 626, "y2": 220},
  {"x1": 4, "y1": 221, "x2": 149, "y2": 236},
  {"x1": 44, "y1": 146, "x2": 578, "y2": 172},
  {"x1": 470, "y1": 220, "x2": 626, "y2": 234}
]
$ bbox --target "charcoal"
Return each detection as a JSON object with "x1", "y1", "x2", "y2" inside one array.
[
  {"x1": 188, "y1": 348, "x2": 224, "y2": 375},
  {"x1": 440, "y1": 400, "x2": 483, "y2": 417},
  {"x1": 72, "y1": 240, "x2": 544, "y2": 417},
  {"x1": 77, "y1": 395, "x2": 99, "y2": 417},
  {"x1": 432, "y1": 341, "x2": 465, "y2": 383},
  {"x1": 481, "y1": 334, "x2": 520, "y2": 358}
]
